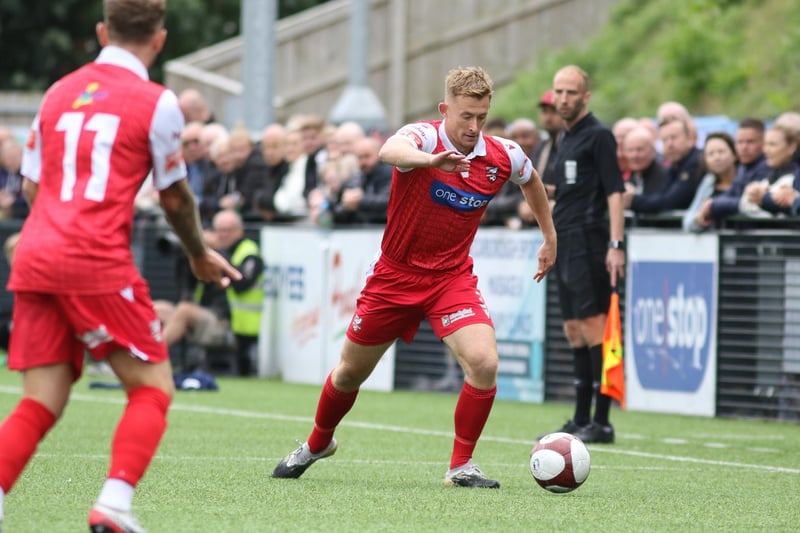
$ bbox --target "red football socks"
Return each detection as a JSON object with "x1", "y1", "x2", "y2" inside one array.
[
  {"x1": 0, "y1": 398, "x2": 57, "y2": 493},
  {"x1": 450, "y1": 382, "x2": 496, "y2": 469},
  {"x1": 107, "y1": 386, "x2": 170, "y2": 486},
  {"x1": 307, "y1": 374, "x2": 359, "y2": 454}
]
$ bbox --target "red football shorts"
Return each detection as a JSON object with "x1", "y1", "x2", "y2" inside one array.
[
  {"x1": 347, "y1": 255, "x2": 494, "y2": 345},
  {"x1": 9, "y1": 277, "x2": 168, "y2": 381}
]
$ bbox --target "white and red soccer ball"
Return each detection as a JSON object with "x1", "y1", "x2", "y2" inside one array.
[{"x1": 529, "y1": 432, "x2": 591, "y2": 493}]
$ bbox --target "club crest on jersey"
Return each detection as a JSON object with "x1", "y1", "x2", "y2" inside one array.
[
  {"x1": 486, "y1": 167, "x2": 498, "y2": 182},
  {"x1": 165, "y1": 150, "x2": 184, "y2": 172},
  {"x1": 72, "y1": 82, "x2": 108, "y2": 109},
  {"x1": 399, "y1": 129, "x2": 424, "y2": 149},
  {"x1": 25, "y1": 129, "x2": 36, "y2": 150}
]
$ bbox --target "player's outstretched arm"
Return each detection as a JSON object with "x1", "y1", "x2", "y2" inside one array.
[
  {"x1": 379, "y1": 137, "x2": 469, "y2": 173},
  {"x1": 520, "y1": 169, "x2": 557, "y2": 282},
  {"x1": 159, "y1": 179, "x2": 241, "y2": 287}
]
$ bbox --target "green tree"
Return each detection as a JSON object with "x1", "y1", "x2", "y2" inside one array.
[
  {"x1": 492, "y1": 0, "x2": 800, "y2": 123},
  {"x1": 0, "y1": 0, "x2": 103, "y2": 90},
  {"x1": 0, "y1": 0, "x2": 328, "y2": 90}
]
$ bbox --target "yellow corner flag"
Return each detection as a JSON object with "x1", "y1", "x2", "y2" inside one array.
[{"x1": 601, "y1": 290, "x2": 625, "y2": 409}]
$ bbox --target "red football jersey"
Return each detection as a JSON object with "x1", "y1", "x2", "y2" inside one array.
[
  {"x1": 380, "y1": 120, "x2": 532, "y2": 271},
  {"x1": 10, "y1": 46, "x2": 186, "y2": 294}
]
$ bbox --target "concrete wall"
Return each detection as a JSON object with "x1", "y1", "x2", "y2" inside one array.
[
  {"x1": 0, "y1": 92, "x2": 44, "y2": 132},
  {"x1": 164, "y1": 0, "x2": 620, "y2": 130},
  {"x1": 0, "y1": 0, "x2": 621, "y2": 132}
]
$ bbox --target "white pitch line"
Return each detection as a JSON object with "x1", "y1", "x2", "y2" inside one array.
[
  {"x1": 1, "y1": 386, "x2": 798, "y2": 475},
  {"x1": 28, "y1": 453, "x2": 693, "y2": 472},
  {"x1": 693, "y1": 433, "x2": 786, "y2": 441},
  {"x1": 584, "y1": 447, "x2": 800, "y2": 474},
  {"x1": 746, "y1": 447, "x2": 779, "y2": 453}
]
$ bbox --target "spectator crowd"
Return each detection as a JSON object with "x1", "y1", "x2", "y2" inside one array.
[
  {"x1": 480, "y1": 98, "x2": 800, "y2": 233},
  {"x1": 121, "y1": 88, "x2": 394, "y2": 230},
  {"x1": 3, "y1": 85, "x2": 800, "y2": 378},
  {"x1": 5, "y1": 88, "x2": 799, "y2": 234}
]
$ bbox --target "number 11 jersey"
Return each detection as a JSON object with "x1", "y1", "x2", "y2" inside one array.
[{"x1": 10, "y1": 45, "x2": 187, "y2": 294}]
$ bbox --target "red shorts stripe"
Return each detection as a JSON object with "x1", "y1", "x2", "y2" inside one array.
[{"x1": 9, "y1": 277, "x2": 167, "y2": 381}]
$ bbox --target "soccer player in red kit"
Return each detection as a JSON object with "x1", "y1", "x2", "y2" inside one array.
[
  {"x1": 0, "y1": 1, "x2": 240, "y2": 531},
  {"x1": 272, "y1": 67, "x2": 557, "y2": 488}
]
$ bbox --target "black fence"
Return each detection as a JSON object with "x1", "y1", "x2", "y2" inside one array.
[
  {"x1": 1, "y1": 215, "x2": 799, "y2": 422},
  {"x1": 716, "y1": 232, "x2": 800, "y2": 420}
]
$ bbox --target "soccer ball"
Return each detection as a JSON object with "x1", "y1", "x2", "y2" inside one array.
[{"x1": 529, "y1": 432, "x2": 591, "y2": 493}]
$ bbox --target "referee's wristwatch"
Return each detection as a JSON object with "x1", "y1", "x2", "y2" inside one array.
[{"x1": 608, "y1": 240, "x2": 624, "y2": 249}]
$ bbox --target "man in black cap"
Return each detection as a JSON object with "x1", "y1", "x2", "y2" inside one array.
[
  {"x1": 533, "y1": 89, "x2": 565, "y2": 190},
  {"x1": 519, "y1": 89, "x2": 565, "y2": 225}
]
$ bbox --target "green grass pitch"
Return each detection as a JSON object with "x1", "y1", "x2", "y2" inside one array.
[{"x1": 1, "y1": 368, "x2": 798, "y2": 532}]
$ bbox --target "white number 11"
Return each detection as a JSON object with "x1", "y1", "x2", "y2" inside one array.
[{"x1": 55, "y1": 111, "x2": 120, "y2": 202}]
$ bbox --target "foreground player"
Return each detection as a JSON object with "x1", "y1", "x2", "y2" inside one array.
[
  {"x1": 272, "y1": 67, "x2": 557, "y2": 488},
  {"x1": 0, "y1": 1, "x2": 240, "y2": 532}
]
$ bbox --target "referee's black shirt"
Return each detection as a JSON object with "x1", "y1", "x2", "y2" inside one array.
[{"x1": 552, "y1": 112, "x2": 624, "y2": 231}]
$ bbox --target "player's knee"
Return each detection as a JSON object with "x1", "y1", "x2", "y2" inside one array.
[
  {"x1": 461, "y1": 352, "x2": 498, "y2": 383},
  {"x1": 119, "y1": 363, "x2": 175, "y2": 399},
  {"x1": 27, "y1": 395, "x2": 67, "y2": 420},
  {"x1": 159, "y1": 379, "x2": 176, "y2": 400},
  {"x1": 128, "y1": 377, "x2": 175, "y2": 400},
  {"x1": 153, "y1": 368, "x2": 176, "y2": 399},
  {"x1": 128, "y1": 384, "x2": 173, "y2": 412},
  {"x1": 331, "y1": 363, "x2": 368, "y2": 391},
  {"x1": 476, "y1": 354, "x2": 498, "y2": 377}
]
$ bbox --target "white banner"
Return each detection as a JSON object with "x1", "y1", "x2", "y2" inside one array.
[
  {"x1": 258, "y1": 226, "x2": 549, "y2": 399},
  {"x1": 324, "y1": 230, "x2": 395, "y2": 391},
  {"x1": 471, "y1": 228, "x2": 546, "y2": 403},
  {"x1": 258, "y1": 227, "x2": 395, "y2": 391},
  {"x1": 258, "y1": 227, "x2": 327, "y2": 384}
]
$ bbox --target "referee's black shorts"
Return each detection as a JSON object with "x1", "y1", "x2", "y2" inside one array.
[{"x1": 554, "y1": 225, "x2": 612, "y2": 320}]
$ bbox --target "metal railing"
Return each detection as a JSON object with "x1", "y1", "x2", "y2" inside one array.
[
  {"x1": 542, "y1": 213, "x2": 800, "y2": 421},
  {"x1": 1, "y1": 216, "x2": 797, "y2": 421}
]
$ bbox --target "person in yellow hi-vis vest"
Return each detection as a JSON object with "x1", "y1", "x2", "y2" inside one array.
[
  {"x1": 154, "y1": 229, "x2": 233, "y2": 371},
  {"x1": 212, "y1": 209, "x2": 264, "y2": 375}
]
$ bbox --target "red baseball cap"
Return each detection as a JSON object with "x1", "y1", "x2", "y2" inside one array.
[{"x1": 539, "y1": 90, "x2": 555, "y2": 108}]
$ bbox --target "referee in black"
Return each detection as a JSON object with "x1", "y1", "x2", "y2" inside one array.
[{"x1": 542, "y1": 65, "x2": 626, "y2": 444}]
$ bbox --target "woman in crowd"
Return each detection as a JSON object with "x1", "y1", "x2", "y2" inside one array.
[
  {"x1": 683, "y1": 131, "x2": 738, "y2": 232},
  {"x1": 740, "y1": 124, "x2": 800, "y2": 217}
]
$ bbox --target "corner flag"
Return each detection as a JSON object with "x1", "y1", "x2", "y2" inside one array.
[{"x1": 601, "y1": 289, "x2": 625, "y2": 409}]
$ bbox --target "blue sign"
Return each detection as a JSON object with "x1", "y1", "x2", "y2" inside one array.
[
  {"x1": 630, "y1": 262, "x2": 714, "y2": 392},
  {"x1": 263, "y1": 264, "x2": 305, "y2": 301},
  {"x1": 430, "y1": 180, "x2": 492, "y2": 211}
]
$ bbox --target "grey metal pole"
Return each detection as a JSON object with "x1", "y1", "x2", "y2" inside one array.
[
  {"x1": 349, "y1": 0, "x2": 368, "y2": 87},
  {"x1": 388, "y1": 0, "x2": 406, "y2": 130},
  {"x1": 240, "y1": 0, "x2": 276, "y2": 131},
  {"x1": 329, "y1": 0, "x2": 388, "y2": 133}
]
